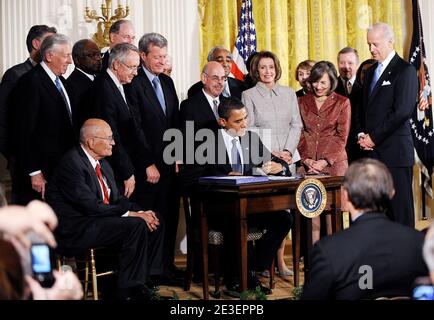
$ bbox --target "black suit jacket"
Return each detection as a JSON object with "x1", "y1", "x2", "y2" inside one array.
[
  {"x1": 0, "y1": 59, "x2": 34, "y2": 157},
  {"x1": 354, "y1": 54, "x2": 418, "y2": 167},
  {"x1": 302, "y1": 213, "x2": 427, "y2": 300},
  {"x1": 12, "y1": 63, "x2": 77, "y2": 180},
  {"x1": 187, "y1": 77, "x2": 247, "y2": 100},
  {"x1": 1, "y1": 58, "x2": 33, "y2": 84},
  {"x1": 46, "y1": 146, "x2": 141, "y2": 250},
  {"x1": 125, "y1": 67, "x2": 180, "y2": 176},
  {"x1": 88, "y1": 70, "x2": 151, "y2": 181},
  {"x1": 67, "y1": 68, "x2": 94, "y2": 126},
  {"x1": 203, "y1": 130, "x2": 276, "y2": 176},
  {"x1": 101, "y1": 51, "x2": 109, "y2": 72}
]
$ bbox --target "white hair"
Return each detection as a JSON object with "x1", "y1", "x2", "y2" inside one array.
[{"x1": 368, "y1": 22, "x2": 395, "y2": 43}]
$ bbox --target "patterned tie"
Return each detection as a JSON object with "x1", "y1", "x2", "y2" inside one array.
[
  {"x1": 95, "y1": 164, "x2": 110, "y2": 204},
  {"x1": 345, "y1": 80, "x2": 352, "y2": 95},
  {"x1": 212, "y1": 99, "x2": 219, "y2": 119},
  {"x1": 152, "y1": 76, "x2": 166, "y2": 114},
  {"x1": 231, "y1": 138, "x2": 242, "y2": 173},
  {"x1": 222, "y1": 81, "x2": 231, "y2": 98},
  {"x1": 55, "y1": 76, "x2": 72, "y2": 121},
  {"x1": 369, "y1": 63, "x2": 383, "y2": 94}
]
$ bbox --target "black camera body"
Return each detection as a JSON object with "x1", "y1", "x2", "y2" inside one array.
[{"x1": 30, "y1": 243, "x2": 55, "y2": 288}]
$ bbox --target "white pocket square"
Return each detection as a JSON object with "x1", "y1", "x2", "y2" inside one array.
[{"x1": 382, "y1": 80, "x2": 391, "y2": 86}]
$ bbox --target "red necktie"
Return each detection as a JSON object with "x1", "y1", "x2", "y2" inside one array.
[{"x1": 95, "y1": 163, "x2": 109, "y2": 204}]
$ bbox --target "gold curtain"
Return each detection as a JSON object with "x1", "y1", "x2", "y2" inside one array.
[{"x1": 198, "y1": 0, "x2": 403, "y2": 89}]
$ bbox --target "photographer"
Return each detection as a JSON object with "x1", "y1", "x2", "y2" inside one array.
[{"x1": 0, "y1": 199, "x2": 82, "y2": 300}]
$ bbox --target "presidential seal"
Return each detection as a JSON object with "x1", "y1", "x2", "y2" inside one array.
[{"x1": 296, "y1": 178, "x2": 327, "y2": 218}]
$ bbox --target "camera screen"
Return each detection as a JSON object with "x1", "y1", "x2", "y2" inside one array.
[
  {"x1": 413, "y1": 285, "x2": 434, "y2": 300},
  {"x1": 31, "y1": 244, "x2": 52, "y2": 273}
]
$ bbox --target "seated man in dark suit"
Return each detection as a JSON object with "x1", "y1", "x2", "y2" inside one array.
[
  {"x1": 198, "y1": 97, "x2": 293, "y2": 295},
  {"x1": 188, "y1": 46, "x2": 247, "y2": 99},
  {"x1": 46, "y1": 119, "x2": 165, "y2": 300},
  {"x1": 302, "y1": 158, "x2": 428, "y2": 300}
]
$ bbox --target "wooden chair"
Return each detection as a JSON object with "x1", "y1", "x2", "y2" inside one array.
[{"x1": 56, "y1": 248, "x2": 115, "y2": 300}]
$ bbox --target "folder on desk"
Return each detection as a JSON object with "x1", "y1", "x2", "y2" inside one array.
[{"x1": 198, "y1": 175, "x2": 270, "y2": 185}]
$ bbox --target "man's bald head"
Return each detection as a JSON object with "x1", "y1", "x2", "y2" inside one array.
[
  {"x1": 201, "y1": 61, "x2": 226, "y2": 98},
  {"x1": 80, "y1": 119, "x2": 114, "y2": 160}
]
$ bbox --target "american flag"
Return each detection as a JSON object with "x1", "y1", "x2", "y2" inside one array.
[
  {"x1": 231, "y1": 0, "x2": 256, "y2": 81},
  {"x1": 409, "y1": 0, "x2": 434, "y2": 199}
]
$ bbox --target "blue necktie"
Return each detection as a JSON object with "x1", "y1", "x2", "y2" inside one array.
[
  {"x1": 55, "y1": 76, "x2": 72, "y2": 122},
  {"x1": 152, "y1": 77, "x2": 166, "y2": 114},
  {"x1": 369, "y1": 63, "x2": 383, "y2": 94},
  {"x1": 231, "y1": 138, "x2": 242, "y2": 173}
]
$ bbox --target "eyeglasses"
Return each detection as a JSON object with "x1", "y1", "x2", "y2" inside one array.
[
  {"x1": 93, "y1": 136, "x2": 114, "y2": 142},
  {"x1": 120, "y1": 61, "x2": 139, "y2": 73},
  {"x1": 204, "y1": 73, "x2": 227, "y2": 82}
]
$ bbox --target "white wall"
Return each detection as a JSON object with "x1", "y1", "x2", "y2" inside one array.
[{"x1": 0, "y1": 0, "x2": 200, "y2": 99}]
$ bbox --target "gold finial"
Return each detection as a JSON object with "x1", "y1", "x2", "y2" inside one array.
[{"x1": 84, "y1": 0, "x2": 130, "y2": 49}]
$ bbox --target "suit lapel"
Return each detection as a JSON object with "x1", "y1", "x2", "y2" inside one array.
[
  {"x1": 368, "y1": 54, "x2": 399, "y2": 104},
  {"x1": 103, "y1": 71, "x2": 131, "y2": 114},
  {"x1": 76, "y1": 146, "x2": 104, "y2": 201},
  {"x1": 138, "y1": 68, "x2": 167, "y2": 123},
  {"x1": 37, "y1": 65, "x2": 74, "y2": 127}
]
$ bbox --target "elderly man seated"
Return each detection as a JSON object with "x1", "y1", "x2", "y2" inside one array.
[{"x1": 46, "y1": 119, "x2": 166, "y2": 300}]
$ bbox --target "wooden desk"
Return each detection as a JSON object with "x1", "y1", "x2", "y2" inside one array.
[{"x1": 195, "y1": 176, "x2": 344, "y2": 299}]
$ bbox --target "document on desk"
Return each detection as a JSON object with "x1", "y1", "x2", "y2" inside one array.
[
  {"x1": 198, "y1": 175, "x2": 269, "y2": 185},
  {"x1": 267, "y1": 175, "x2": 302, "y2": 181}
]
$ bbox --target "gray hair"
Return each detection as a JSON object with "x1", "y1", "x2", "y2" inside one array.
[
  {"x1": 337, "y1": 47, "x2": 360, "y2": 64},
  {"x1": 138, "y1": 33, "x2": 167, "y2": 55},
  {"x1": 207, "y1": 46, "x2": 232, "y2": 62},
  {"x1": 343, "y1": 158, "x2": 394, "y2": 213},
  {"x1": 108, "y1": 43, "x2": 139, "y2": 68},
  {"x1": 368, "y1": 22, "x2": 395, "y2": 42},
  {"x1": 40, "y1": 34, "x2": 72, "y2": 62}
]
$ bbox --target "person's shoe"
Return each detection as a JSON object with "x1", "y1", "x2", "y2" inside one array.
[
  {"x1": 248, "y1": 271, "x2": 272, "y2": 295},
  {"x1": 277, "y1": 267, "x2": 293, "y2": 277},
  {"x1": 118, "y1": 284, "x2": 158, "y2": 301},
  {"x1": 223, "y1": 277, "x2": 241, "y2": 298}
]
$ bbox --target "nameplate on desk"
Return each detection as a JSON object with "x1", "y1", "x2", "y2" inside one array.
[{"x1": 198, "y1": 176, "x2": 269, "y2": 185}]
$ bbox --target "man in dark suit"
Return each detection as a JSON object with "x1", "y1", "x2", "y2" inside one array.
[
  {"x1": 46, "y1": 119, "x2": 164, "y2": 300},
  {"x1": 101, "y1": 20, "x2": 135, "y2": 71},
  {"x1": 335, "y1": 47, "x2": 360, "y2": 98},
  {"x1": 302, "y1": 159, "x2": 427, "y2": 300},
  {"x1": 180, "y1": 61, "x2": 226, "y2": 189},
  {"x1": 67, "y1": 39, "x2": 102, "y2": 126},
  {"x1": 355, "y1": 23, "x2": 418, "y2": 228},
  {"x1": 88, "y1": 43, "x2": 150, "y2": 203},
  {"x1": 187, "y1": 46, "x2": 247, "y2": 99},
  {"x1": 125, "y1": 33, "x2": 181, "y2": 284},
  {"x1": 200, "y1": 97, "x2": 292, "y2": 295},
  {"x1": 0, "y1": 25, "x2": 56, "y2": 158},
  {"x1": 11, "y1": 34, "x2": 77, "y2": 205}
]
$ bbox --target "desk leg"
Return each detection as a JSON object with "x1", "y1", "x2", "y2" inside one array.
[
  {"x1": 237, "y1": 198, "x2": 248, "y2": 293},
  {"x1": 331, "y1": 189, "x2": 342, "y2": 233},
  {"x1": 304, "y1": 215, "x2": 313, "y2": 279},
  {"x1": 199, "y1": 201, "x2": 209, "y2": 300},
  {"x1": 292, "y1": 211, "x2": 301, "y2": 287}
]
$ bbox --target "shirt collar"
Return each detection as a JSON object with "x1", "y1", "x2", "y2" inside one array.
[
  {"x1": 202, "y1": 89, "x2": 220, "y2": 108},
  {"x1": 379, "y1": 50, "x2": 396, "y2": 70},
  {"x1": 80, "y1": 145, "x2": 98, "y2": 170},
  {"x1": 76, "y1": 67, "x2": 95, "y2": 81},
  {"x1": 106, "y1": 68, "x2": 123, "y2": 89},
  {"x1": 40, "y1": 61, "x2": 58, "y2": 83},
  {"x1": 256, "y1": 81, "x2": 278, "y2": 96},
  {"x1": 142, "y1": 65, "x2": 159, "y2": 83}
]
